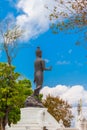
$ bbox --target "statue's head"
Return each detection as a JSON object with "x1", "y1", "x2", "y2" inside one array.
[{"x1": 36, "y1": 47, "x2": 42, "y2": 57}]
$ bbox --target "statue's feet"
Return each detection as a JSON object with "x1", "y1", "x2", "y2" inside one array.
[{"x1": 24, "y1": 94, "x2": 44, "y2": 108}]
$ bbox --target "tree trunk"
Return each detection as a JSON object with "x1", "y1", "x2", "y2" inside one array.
[
  {"x1": 2, "y1": 118, "x2": 8, "y2": 130},
  {"x1": 1, "y1": 108, "x2": 9, "y2": 130},
  {"x1": 2, "y1": 124, "x2": 5, "y2": 130},
  {"x1": 0, "y1": 119, "x2": 5, "y2": 130},
  {"x1": 4, "y1": 42, "x2": 11, "y2": 66}
]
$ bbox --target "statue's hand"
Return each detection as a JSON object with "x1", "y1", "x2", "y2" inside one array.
[{"x1": 49, "y1": 66, "x2": 52, "y2": 70}]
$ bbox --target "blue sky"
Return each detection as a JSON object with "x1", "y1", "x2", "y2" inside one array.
[{"x1": 0, "y1": 0, "x2": 87, "y2": 91}]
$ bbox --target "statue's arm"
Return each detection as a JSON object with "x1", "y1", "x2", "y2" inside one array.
[{"x1": 41, "y1": 60, "x2": 52, "y2": 71}]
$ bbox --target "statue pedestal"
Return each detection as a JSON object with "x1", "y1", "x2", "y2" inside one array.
[
  {"x1": 24, "y1": 95, "x2": 44, "y2": 108},
  {"x1": 6, "y1": 107, "x2": 59, "y2": 130}
]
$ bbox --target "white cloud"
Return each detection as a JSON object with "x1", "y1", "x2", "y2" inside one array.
[
  {"x1": 40, "y1": 85, "x2": 87, "y2": 106},
  {"x1": 44, "y1": 59, "x2": 50, "y2": 63},
  {"x1": 16, "y1": 0, "x2": 55, "y2": 41},
  {"x1": 57, "y1": 60, "x2": 70, "y2": 65},
  {"x1": 16, "y1": 0, "x2": 75, "y2": 41},
  {"x1": 75, "y1": 61, "x2": 83, "y2": 66},
  {"x1": 40, "y1": 85, "x2": 87, "y2": 124}
]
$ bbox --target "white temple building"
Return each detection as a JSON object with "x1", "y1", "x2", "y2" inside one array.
[{"x1": 75, "y1": 99, "x2": 87, "y2": 130}]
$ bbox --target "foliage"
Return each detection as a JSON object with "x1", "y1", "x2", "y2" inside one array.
[
  {"x1": 47, "y1": 0, "x2": 87, "y2": 29},
  {"x1": 72, "y1": 0, "x2": 87, "y2": 25},
  {"x1": 46, "y1": 0, "x2": 87, "y2": 45},
  {"x1": 0, "y1": 62, "x2": 32, "y2": 130},
  {"x1": 43, "y1": 95, "x2": 74, "y2": 127},
  {"x1": 16, "y1": 79, "x2": 33, "y2": 107}
]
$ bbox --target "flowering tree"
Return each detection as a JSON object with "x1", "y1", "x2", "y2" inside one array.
[
  {"x1": 0, "y1": 18, "x2": 24, "y2": 65},
  {"x1": 43, "y1": 95, "x2": 73, "y2": 127}
]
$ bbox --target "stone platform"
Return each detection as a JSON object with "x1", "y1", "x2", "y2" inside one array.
[
  {"x1": 5, "y1": 107, "x2": 79, "y2": 130},
  {"x1": 6, "y1": 107, "x2": 59, "y2": 130}
]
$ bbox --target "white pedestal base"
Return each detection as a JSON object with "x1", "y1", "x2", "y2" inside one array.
[{"x1": 6, "y1": 107, "x2": 59, "y2": 130}]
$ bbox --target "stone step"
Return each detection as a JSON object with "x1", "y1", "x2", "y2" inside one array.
[
  {"x1": 7, "y1": 128, "x2": 42, "y2": 130},
  {"x1": 8, "y1": 123, "x2": 59, "y2": 130},
  {"x1": 6, "y1": 126, "x2": 42, "y2": 130}
]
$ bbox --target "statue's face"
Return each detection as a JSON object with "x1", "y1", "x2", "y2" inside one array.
[
  {"x1": 36, "y1": 51, "x2": 42, "y2": 57},
  {"x1": 37, "y1": 53, "x2": 42, "y2": 57},
  {"x1": 36, "y1": 48, "x2": 42, "y2": 57},
  {"x1": 39, "y1": 53, "x2": 42, "y2": 57}
]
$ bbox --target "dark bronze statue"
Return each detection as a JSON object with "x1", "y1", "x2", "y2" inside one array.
[
  {"x1": 25, "y1": 47, "x2": 52, "y2": 107},
  {"x1": 33, "y1": 47, "x2": 52, "y2": 96}
]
